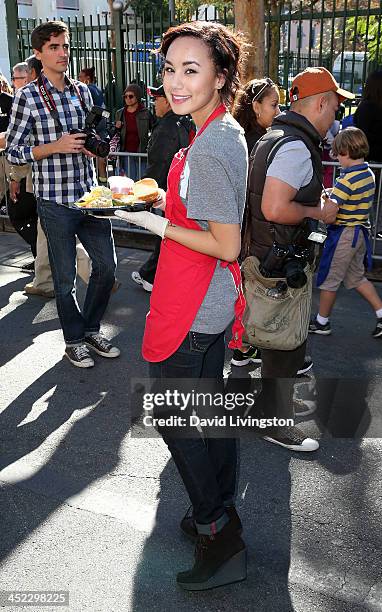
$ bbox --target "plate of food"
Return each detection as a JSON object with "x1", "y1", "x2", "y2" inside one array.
[{"x1": 71, "y1": 179, "x2": 161, "y2": 217}]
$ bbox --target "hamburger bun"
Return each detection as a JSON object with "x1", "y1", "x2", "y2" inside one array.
[{"x1": 133, "y1": 178, "x2": 159, "y2": 203}]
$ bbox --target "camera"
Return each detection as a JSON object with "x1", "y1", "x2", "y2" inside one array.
[
  {"x1": 260, "y1": 219, "x2": 325, "y2": 288},
  {"x1": 70, "y1": 106, "x2": 111, "y2": 158}
]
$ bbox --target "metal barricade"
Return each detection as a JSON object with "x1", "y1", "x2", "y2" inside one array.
[
  {"x1": 322, "y1": 160, "x2": 382, "y2": 261},
  {"x1": 106, "y1": 151, "x2": 149, "y2": 235},
  {"x1": 109, "y1": 151, "x2": 148, "y2": 182}
]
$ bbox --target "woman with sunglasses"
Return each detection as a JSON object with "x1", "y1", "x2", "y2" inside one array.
[
  {"x1": 114, "y1": 83, "x2": 155, "y2": 180},
  {"x1": 116, "y1": 22, "x2": 248, "y2": 590},
  {"x1": 233, "y1": 77, "x2": 280, "y2": 155}
]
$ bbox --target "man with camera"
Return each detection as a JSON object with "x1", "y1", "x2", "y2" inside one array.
[
  {"x1": 241, "y1": 67, "x2": 354, "y2": 451},
  {"x1": 6, "y1": 21, "x2": 119, "y2": 368}
]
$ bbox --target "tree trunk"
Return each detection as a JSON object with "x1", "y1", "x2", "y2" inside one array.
[
  {"x1": 234, "y1": 0, "x2": 265, "y2": 81},
  {"x1": 268, "y1": 0, "x2": 279, "y2": 82},
  {"x1": 108, "y1": 0, "x2": 117, "y2": 73}
]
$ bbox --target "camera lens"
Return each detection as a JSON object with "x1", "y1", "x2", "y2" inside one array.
[
  {"x1": 94, "y1": 140, "x2": 110, "y2": 158},
  {"x1": 84, "y1": 134, "x2": 110, "y2": 158},
  {"x1": 284, "y1": 259, "x2": 307, "y2": 288}
]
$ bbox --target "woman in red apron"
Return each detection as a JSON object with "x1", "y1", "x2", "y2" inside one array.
[{"x1": 116, "y1": 22, "x2": 248, "y2": 591}]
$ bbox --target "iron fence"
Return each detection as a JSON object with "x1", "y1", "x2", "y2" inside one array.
[
  {"x1": 265, "y1": 1, "x2": 382, "y2": 93},
  {"x1": 14, "y1": 1, "x2": 382, "y2": 116}
]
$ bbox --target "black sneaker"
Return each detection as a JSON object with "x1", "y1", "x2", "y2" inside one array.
[
  {"x1": 263, "y1": 425, "x2": 319, "y2": 452},
  {"x1": 85, "y1": 333, "x2": 120, "y2": 358},
  {"x1": 372, "y1": 318, "x2": 382, "y2": 338},
  {"x1": 65, "y1": 344, "x2": 94, "y2": 368},
  {"x1": 296, "y1": 356, "x2": 313, "y2": 377},
  {"x1": 308, "y1": 318, "x2": 331, "y2": 335},
  {"x1": 231, "y1": 346, "x2": 262, "y2": 366},
  {"x1": 180, "y1": 506, "x2": 243, "y2": 542}
]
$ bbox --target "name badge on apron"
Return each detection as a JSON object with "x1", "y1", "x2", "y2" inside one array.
[
  {"x1": 179, "y1": 161, "x2": 190, "y2": 200},
  {"x1": 71, "y1": 95, "x2": 81, "y2": 108}
]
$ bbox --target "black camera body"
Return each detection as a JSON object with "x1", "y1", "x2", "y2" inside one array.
[
  {"x1": 71, "y1": 106, "x2": 111, "y2": 158},
  {"x1": 260, "y1": 219, "x2": 324, "y2": 288}
]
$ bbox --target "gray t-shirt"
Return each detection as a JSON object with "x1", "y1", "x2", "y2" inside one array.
[
  {"x1": 179, "y1": 113, "x2": 248, "y2": 334},
  {"x1": 267, "y1": 140, "x2": 312, "y2": 189}
]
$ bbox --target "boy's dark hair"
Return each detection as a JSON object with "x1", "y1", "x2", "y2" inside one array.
[
  {"x1": 31, "y1": 21, "x2": 69, "y2": 52},
  {"x1": 25, "y1": 55, "x2": 43, "y2": 78},
  {"x1": 159, "y1": 21, "x2": 245, "y2": 109},
  {"x1": 332, "y1": 127, "x2": 369, "y2": 160}
]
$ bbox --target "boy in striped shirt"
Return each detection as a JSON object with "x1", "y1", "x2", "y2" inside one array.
[{"x1": 309, "y1": 127, "x2": 382, "y2": 338}]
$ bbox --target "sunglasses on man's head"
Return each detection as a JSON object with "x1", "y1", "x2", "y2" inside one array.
[
  {"x1": 125, "y1": 93, "x2": 136, "y2": 99},
  {"x1": 252, "y1": 78, "x2": 274, "y2": 101}
]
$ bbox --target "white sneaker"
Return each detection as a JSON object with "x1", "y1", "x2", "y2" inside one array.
[
  {"x1": 131, "y1": 271, "x2": 153, "y2": 292},
  {"x1": 263, "y1": 426, "x2": 319, "y2": 452}
]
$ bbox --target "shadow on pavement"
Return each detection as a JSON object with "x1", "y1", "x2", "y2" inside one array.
[{"x1": 0, "y1": 349, "x2": 132, "y2": 564}]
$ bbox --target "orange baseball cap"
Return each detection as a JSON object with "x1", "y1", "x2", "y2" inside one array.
[{"x1": 290, "y1": 67, "x2": 355, "y2": 103}]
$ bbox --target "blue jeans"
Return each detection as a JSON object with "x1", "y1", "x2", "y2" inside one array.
[
  {"x1": 37, "y1": 199, "x2": 116, "y2": 344},
  {"x1": 150, "y1": 331, "x2": 238, "y2": 531},
  {"x1": 118, "y1": 155, "x2": 147, "y2": 181}
]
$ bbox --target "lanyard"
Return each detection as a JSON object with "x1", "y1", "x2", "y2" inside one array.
[{"x1": 37, "y1": 73, "x2": 87, "y2": 132}]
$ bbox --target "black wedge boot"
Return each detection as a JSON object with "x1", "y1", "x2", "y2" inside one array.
[
  {"x1": 180, "y1": 505, "x2": 243, "y2": 542},
  {"x1": 176, "y1": 518, "x2": 247, "y2": 591}
]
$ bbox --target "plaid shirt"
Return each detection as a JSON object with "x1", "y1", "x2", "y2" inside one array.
[{"x1": 6, "y1": 72, "x2": 96, "y2": 205}]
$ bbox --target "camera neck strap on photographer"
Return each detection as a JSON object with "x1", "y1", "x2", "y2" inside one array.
[{"x1": 37, "y1": 73, "x2": 87, "y2": 133}]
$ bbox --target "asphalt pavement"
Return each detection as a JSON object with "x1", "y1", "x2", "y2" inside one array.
[{"x1": 0, "y1": 230, "x2": 381, "y2": 612}]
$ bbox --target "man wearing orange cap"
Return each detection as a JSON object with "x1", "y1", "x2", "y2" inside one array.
[{"x1": 242, "y1": 67, "x2": 354, "y2": 451}]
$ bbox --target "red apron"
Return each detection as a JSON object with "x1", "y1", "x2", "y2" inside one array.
[{"x1": 142, "y1": 104, "x2": 246, "y2": 362}]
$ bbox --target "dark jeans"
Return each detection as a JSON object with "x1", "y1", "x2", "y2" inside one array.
[
  {"x1": 258, "y1": 340, "x2": 307, "y2": 421},
  {"x1": 7, "y1": 179, "x2": 38, "y2": 257},
  {"x1": 139, "y1": 237, "x2": 161, "y2": 285},
  {"x1": 37, "y1": 199, "x2": 116, "y2": 344},
  {"x1": 119, "y1": 155, "x2": 147, "y2": 181},
  {"x1": 150, "y1": 331, "x2": 237, "y2": 529}
]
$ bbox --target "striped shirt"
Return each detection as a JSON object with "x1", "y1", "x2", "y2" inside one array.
[
  {"x1": 6, "y1": 72, "x2": 96, "y2": 205},
  {"x1": 332, "y1": 162, "x2": 375, "y2": 227}
]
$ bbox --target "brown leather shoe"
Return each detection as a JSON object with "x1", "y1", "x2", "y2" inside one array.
[{"x1": 24, "y1": 283, "x2": 55, "y2": 299}]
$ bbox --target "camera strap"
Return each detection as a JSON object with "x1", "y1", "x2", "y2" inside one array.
[{"x1": 37, "y1": 73, "x2": 88, "y2": 133}]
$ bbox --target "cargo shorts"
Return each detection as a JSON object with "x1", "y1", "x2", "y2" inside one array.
[{"x1": 319, "y1": 226, "x2": 368, "y2": 291}]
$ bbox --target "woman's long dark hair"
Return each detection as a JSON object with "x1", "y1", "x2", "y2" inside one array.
[
  {"x1": 159, "y1": 21, "x2": 246, "y2": 109},
  {"x1": 363, "y1": 70, "x2": 382, "y2": 108},
  {"x1": 232, "y1": 79, "x2": 279, "y2": 133}
]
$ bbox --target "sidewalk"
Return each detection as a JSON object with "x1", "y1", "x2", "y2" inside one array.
[{"x1": 0, "y1": 231, "x2": 381, "y2": 612}]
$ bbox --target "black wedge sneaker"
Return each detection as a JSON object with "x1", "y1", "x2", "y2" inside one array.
[{"x1": 176, "y1": 518, "x2": 247, "y2": 591}]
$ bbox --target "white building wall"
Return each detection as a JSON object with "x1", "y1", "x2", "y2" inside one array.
[{"x1": 0, "y1": 1, "x2": 11, "y2": 79}]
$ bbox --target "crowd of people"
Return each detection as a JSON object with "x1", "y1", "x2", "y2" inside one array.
[{"x1": 1, "y1": 18, "x2": 381, "y2": 592}]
